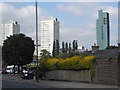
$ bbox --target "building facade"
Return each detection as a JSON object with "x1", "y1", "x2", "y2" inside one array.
[
  {"x1": 96, "y1": 9, "x2": 110, "y2": 50},
  {"x1": 2, "y1": 21, "x2": 20, "y2": 44},
  {"x1": 40, "y1": 17, "x2": 59, "y2": 54}
]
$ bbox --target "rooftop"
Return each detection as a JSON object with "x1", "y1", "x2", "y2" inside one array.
[{"x1": 84, "y1": 48, "x2": 119, "y2": 59}]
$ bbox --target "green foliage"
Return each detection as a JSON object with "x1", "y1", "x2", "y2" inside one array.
[
  {"x1": 62, "y1": 42, "x2": 65, "y2": 53},
  {"x1": 72, "y1": 40, "x2": 76, "y2": 52},
  {"x1": 72, "y1": 40, "x2": 78, "y2": 52},
  {"x1": 2, "y1": 34, "x2": 35, "y2": 66},
  {"x1": 52, "y1": 40, "x2": 60, "y2": 57},
  {"x1": 40, "y1": 50, "x2": 51, "y2": 60},
  {"x1": 65, "y1": 42, "x2": 68, "y2": 53},
  {"x1": 45, "y1": 58, "x2": 59, "y2": 71},
  {"x1": 57, "y1": 53, "x2": 69, "y2": 59},
  {"x1": 56, "y1": 40, "x2": 60, "y2": 56},
  {"x1": 40, "y1": 55, "x2": 96, "y2": 79},
  {"x1": 52, "y1": 40, "x2": 56, "y2": 57},
  {"x1": 57, "y1": 51, "x2": 81, "y2": 59},
  {"x1": 41, "y1": 55, "x2": 96, "y2": 71},
  {"x1": 28, "y1": 65, "x2": 37, "y2": 71},
  {"x1": 68, "y1": 42, "x2": 72, "y2": 53},
  {"x1": 39, "y1": 50, "x2": 52, "y2": 71},
  {"x1": 75, "y1": 40, "x2": 78, "y2": 50}
]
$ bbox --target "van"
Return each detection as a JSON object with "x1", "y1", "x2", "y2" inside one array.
[{"x1": 6, "y1": 65, "x2": 18, "y2": 74}]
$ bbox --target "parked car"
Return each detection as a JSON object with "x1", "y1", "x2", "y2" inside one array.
[
  {"x1": 21, "y1": 70, "x2": 35, "y2": 79},
  {"x1": 0, "y1": 69, "x2": 7, "y2": 74},
  {"x1": 22, "y1": 69, "x2": 28, "y2": 74},
  {"x1": 21, "y1": 70, "x2": 45, "y2": 80},
  {"x1": 6, "y1": 65, "x2": 18, "y2": 74}
]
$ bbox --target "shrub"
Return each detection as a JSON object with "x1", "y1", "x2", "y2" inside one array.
[
  {"x1": 45, "y1": 58, "x2": 59, "y2": 71},
  {"x1": 28, "y1": 65, "x2": 37, "y2": 71},
  {"x1": 40, "y1": 55, "x2": 96, "y2": 79},
  {"x1": 44, "y1": 55, "x2": 96, "y2": 71}
]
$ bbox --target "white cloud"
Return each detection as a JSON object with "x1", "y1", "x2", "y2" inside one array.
[
  {"x1": 1, "y1": 2, "x2": 118, "y2": 48},
  {"x1": 93, "y1": 5, "x2": 118, "y2": 19},
  {"x1": 1, "y1": 3, "x2": 47, "y2": 44},
  {"x1": 60, "y1": 23, "x2": 96, "y2": 49},
  {"x1": 58, "y1": 2, "x2": 118, "y2": 48}
]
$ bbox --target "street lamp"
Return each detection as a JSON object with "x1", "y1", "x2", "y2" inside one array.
[{"x1": 35, "y1": 0, "x2": 39, "y2": 82}]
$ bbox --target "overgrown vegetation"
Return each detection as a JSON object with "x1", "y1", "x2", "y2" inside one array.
[
  {"x1": 39, "y1": 55, "x2": 96, "y2": 78},
  {"x1": 39, "y1": 40, "x2": 96, "y2": 79}
]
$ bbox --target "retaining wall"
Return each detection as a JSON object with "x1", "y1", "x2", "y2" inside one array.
[
  {"x1": 45, "y1": 59, "x2": 120, "y2": 86},
  {"x1": 45, "y1": 70, "x2": 91, "y2": 82}
]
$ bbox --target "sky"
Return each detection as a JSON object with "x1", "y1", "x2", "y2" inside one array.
[{"x1": 0, "y1": 1, "x2": 119, "y2": 50}]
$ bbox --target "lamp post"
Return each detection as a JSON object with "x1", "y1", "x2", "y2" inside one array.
[{"x1": 35, "y1": 0, "x2": 39, "y2": 82}]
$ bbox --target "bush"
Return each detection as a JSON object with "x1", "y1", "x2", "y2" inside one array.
[
  {"x1": 45, "y1": 58, "x2": 60, "y2": 71},
  {"x1": 39, "y1": 55, "x2": 96, "y2": 79},
  {"x1": 28, "y1": 65, "x2": 37, "y2": 71},
  {"x1": 43, "y1": 55, "x2": 96, "y2": 71}
]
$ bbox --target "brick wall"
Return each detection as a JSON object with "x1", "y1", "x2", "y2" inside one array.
[
  {"x1": 118, "y1": 60, "x2": 120, "y2": 86},
  {"x1": 93, "y1": 59, "x2": 120, "y2": 86}
]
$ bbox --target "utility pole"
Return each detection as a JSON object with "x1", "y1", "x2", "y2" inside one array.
[{"x1": 35, "y1": 0, "x2": 39, "y2": 83}]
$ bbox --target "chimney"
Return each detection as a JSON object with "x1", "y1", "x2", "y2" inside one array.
[{"x1": 92, "y1": 43, "x2": 99, "y2": 52}]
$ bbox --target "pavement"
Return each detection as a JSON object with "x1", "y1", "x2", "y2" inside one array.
[{"x1": 2, "y1": 74, "x2": 120, "y2": 88}]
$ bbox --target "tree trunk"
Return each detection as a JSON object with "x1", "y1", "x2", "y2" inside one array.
[
  {"x1": 13, "y1": 65, "x2": 15, "y2": 75},
  {"x1": 18, "y1": 65, "x2": 20, "y2": 74}
]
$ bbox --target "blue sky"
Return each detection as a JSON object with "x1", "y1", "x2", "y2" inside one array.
[{"x1": 1, "y1": 2, "x2": 118, "y2": 49}]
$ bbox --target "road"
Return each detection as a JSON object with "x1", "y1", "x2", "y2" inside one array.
[
  {"x1": 1, "y1": 74, "x2": 120, "y2": 90},
  {"x1": 3, "y1": 80, "x2": 47, "y2": 88},
  {"x1": 2, "y1": 74, "x2": 52, "y2": 89}
]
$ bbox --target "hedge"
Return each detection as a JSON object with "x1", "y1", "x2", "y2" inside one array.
[
  {"x1": 40, "y1": 55, "x2": 96, "y2": 71},
  {"x1": 39, "y1": 55, "x2": 96, "y2": 78}
]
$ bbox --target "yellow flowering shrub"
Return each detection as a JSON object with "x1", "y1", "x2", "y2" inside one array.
[
  {"x1": 45, "y1": 58, "x2": 59, "y2": 70},
  {"x1": 42, "y1": 55, "x2": 96, "y2": 78},
  {"x1": 44, "y1": 55, "x2": 96, "y2": 71}
]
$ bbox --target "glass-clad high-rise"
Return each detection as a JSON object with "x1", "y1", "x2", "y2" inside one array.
[{"x1": 96, "y1": 9, "x2": 110, "y2": 50}]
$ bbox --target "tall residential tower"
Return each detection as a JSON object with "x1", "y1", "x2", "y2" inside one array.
[
  {"x1": 2, "y1": 21, "x2": 20, "y2": 44},
  {"x1": 40, "y1": 17, "x2": 59, "y2": 54},
  {"x1": 96, "y1": 9, "x2": 110, "y2": 50}
]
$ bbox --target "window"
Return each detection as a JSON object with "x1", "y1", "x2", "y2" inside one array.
[{"x1": 104, "y1": 18, "x2": 107, "y2": 24}]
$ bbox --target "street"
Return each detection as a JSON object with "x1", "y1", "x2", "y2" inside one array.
[
  {"x1": 3, "y1": 80, "x2": 46, "y2": 88},
  {"x1": 1, "y1": 74, "x2": 120, "y2": 90},
  {"x1": 2, "y1": 74, "x2": 52, "y2": 89}
]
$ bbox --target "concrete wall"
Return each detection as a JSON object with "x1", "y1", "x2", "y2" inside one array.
[
  {"x1": 45, "y1": 70, "x2": 91, "y2": 82},
  {"x1": 93, "y1": 59, "x2": 120, "y2": 86},
  {"x1": 44, "y1": 59, "x2": 120, "y2": 86}
]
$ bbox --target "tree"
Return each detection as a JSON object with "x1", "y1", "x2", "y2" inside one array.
[
  {"x1": 72, "y1": 40, "x2": 76, "y2": 52},
  {"x1": 2, "y1": 34, "x2": 35, "y2": 73},
  {"x1": 52, "y1": 40, "x2": 56, "y2": 57},
  {"x1": 39, "y1": 49, "x2": 51, "y2": 71},
  {"x1": 62, "y1": 42, "x2": 65, "y2": 53},
  {"x1": 75, "y1": 40, "x2": 78, "y2": 50},
  {"x1": 40, "y1": 50, "x2": 51, "y2": 60},
  {"x1": 65, "y1": 42, "x2": 68, "y2": 53},
  {"x1": 52, "y1": 40, "x2": 60, "y2": 57},
  {"x1": 56, "y1": 40, "x2": 60, "y2": 56},
  {"x1": 68, "y1": 42, "x2": 71, "y2": 53}
]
